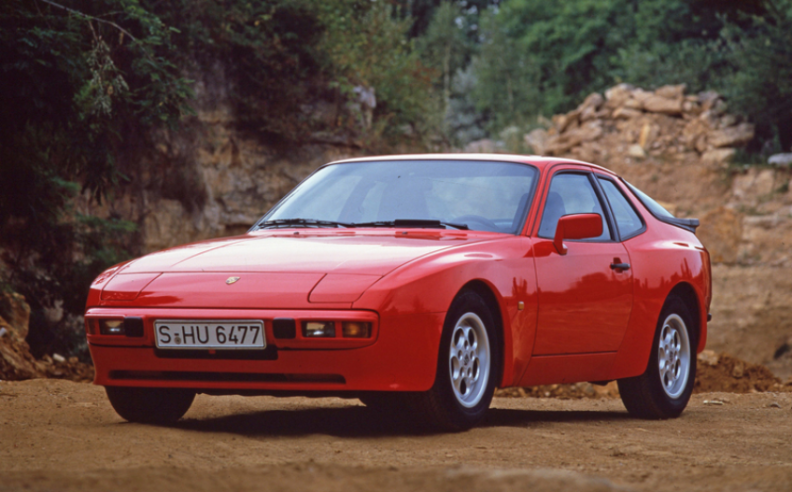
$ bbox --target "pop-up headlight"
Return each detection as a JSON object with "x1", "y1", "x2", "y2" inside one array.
[{"x1": 302, "y1": 321, "x2": 335, "y2": 338}]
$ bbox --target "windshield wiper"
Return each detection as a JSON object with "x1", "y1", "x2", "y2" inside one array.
[
  {"x1": 254, "y1": 218, "x2": 350, "y2": 230},
  {"x1": 348, "y1": 219, "x2": 469, "y2": 230}
]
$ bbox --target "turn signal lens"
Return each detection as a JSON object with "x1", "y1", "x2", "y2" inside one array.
[
  {"x1": 302, "y1": 321, "x2": 335, "y2": 338},
  {"x1": 342, "y1": 321, "x2": 371, "y2": 338},
  {"x1": 99, "y1": 319, "x2": 125, "y2": 335}
]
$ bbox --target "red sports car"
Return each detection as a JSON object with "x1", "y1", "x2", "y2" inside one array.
[{"x1": 85, "y1": 154, "x2": 711, "y2": 430}]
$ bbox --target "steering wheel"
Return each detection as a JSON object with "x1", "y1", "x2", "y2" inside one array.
[{"x1": 451, "y1": 215, "x2": 501, "y2": 232}]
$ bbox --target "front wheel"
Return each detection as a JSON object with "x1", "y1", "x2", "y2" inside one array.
[
  {"x1": 409, "y1": 290, "x2": 500, "y2": 431},
  {"x1": 618, "y1": 296, "x2": 696, "y2": 419},
  {"x1": 105, "y1": 386, "x2": 195, "y2": 424}
]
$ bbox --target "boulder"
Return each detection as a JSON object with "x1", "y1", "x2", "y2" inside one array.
[
  {"x1": 768, "y1": 153, "x2": 792, "y2": 167},
  {"x1": 627, "y1": 144, "x2": 646, "y2": 158},
  {"x1": 697, "y1": 91, "x2": 722, "y2": 111},
  {"x1": 612, "y1": 107, "x2": 643, "y2": 120},
  {"x1": 577, "y1": 93, "x2": 604, "y2": 112},
  {"x1": 552, "y1": 110, "x2": 580, "y2": 133},
  {"x1": 0, "y1": 292, "x2": 30, "y2": 339},
  {"x1": 643, "y1": 95, "x2": 683, "y2": 115},
  {"x1": 702, "y1": 148, "x2": 736, "y2": 165},
  {"x1": 681, "y1": 118, "x2": 710, "y2": 152},
  {"x1": 524, "y1": 128, "x2": 549, "y2": 155},
  {"x1": 544, "y1": 121, "x2": 603, "y2": 155},
  {"x1": 464, "y1": 139, "x2": 499, "y2": 154},
  {"x1": 709, "y1": 123, "x2": 755, "y2": 148},
  {"x1": 655, "y1": 84, "x2": 686, "y2": 100},
  {"x1": 604, "y1": 83, "x2": 635, "y2": 108}
]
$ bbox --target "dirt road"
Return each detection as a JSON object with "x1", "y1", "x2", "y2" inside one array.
[{"x1": 1, "y1": 379, "x2": 791, "y2": 492}]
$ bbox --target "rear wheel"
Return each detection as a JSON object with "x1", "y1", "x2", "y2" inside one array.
[
  {"x1": 105, "y1": 386, "x2": 195, "y2": 424},
  {"x1": 618, "y1": 296, "x2": 696, "y2": 419},
  {"x1": 408, "y1": 290, "x2": 500, "y2": 431}
]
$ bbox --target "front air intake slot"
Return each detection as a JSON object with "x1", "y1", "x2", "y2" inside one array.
[{"x1": 109, "y1": 370, "x2": 345, "y2": 384}]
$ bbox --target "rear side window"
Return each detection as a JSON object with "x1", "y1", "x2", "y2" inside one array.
[
  {"x1": 624, "y1": 181, "x2": 675, "y2": 218},
  {"x1": 598, "y1": 178, "x2": 644, "y2": 239}
]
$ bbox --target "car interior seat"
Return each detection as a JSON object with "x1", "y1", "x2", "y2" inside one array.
[{"x1": 538, "y1": 191, "x2": 566, "y2": 237}]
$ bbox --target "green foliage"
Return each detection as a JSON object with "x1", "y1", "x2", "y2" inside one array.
[
  {"x1": 719, "y1": 0, "x2": 792, "y2": 151},
  {"x1": 417, "y1": 2, "x2": 472, "y2": 104},
  {"x1": 317, "y1": 1, "x2": 435, "y2": 137},
  {"x1": 150, "y1": 0, "x2": 325, "y2": 140},
  {"x1": 468, "y1": 10, "x2": 542, "y2": 133},
  {"x1": 0, "y1": 0, "x2": 189, "y2": 358},
  {"x1": 456, "y1": 0, "x2": 790, "y2": 147}
]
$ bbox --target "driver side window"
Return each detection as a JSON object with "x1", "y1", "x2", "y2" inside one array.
[{"x1": 538, "y1": 173, "x2": 611, "y2": 240}]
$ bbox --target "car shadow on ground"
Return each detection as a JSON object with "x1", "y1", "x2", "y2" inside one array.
[{"x1": 164, "y1": 404, "x2": 631, "y2": 438}]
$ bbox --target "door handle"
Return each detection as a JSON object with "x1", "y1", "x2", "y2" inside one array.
[{"x1": 610, "y1": 262, "x2": 630, "y2": 271}]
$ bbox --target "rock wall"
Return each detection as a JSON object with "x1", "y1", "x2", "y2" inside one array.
[{"x1": 80, "y1": 62, "x2": 365, "y2": 254}]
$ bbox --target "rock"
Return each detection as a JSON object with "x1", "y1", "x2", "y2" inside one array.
[
  {"x1": 580, "y1": 105, "x2": 598, "y2": 122},
  {"x1": 612, "y1": 107, "x2": 642, "y2": 120},
  {"x1": 732, "y1": 362, "x2": 745, "y2": 379},
  {"x1": 0, "y1": 293, "x2": 31, "y2": 340},
  {"x1": 42, "y1": 300, "x2": 64, "y2": 325},
  {"x1": 552, "y1": 110, "x2": 580, "y2": 133},
  {"x1": 604, "y1": 83, "x2": 635, "y2": 108},
  {"x1": 718, "y1": 114, "x2": 739, "y2": 129},
  {"x1": 637, "y1": 123, "x2": 658, "y2": 149},
  {"x1": 769, "y1": 153, "x2": 792, "y2": 167},
  {"x1": 655, "y1": 84, "x2": 686, "y2": 100},
  {"x1": 698, "y1": 91, "x2": 721, "y2": 111},
  {"x1": 702, "y1": 148, "x2": 736, "y2": 165},
  {"x1": 624, "y1": 98, "x2": 644, "y2": 110},
  {"x1": 545, "y1": 121, "x2": 603, "y2": 155},
  {"x1": 732, "y1": 168, "x2": 777, "y2": 201},
  {"x1": 696, "y1": 207, "x2": 743, "y2": 264},
  {"x1": 698, "y1": 350, "x2": 720, "y2": 366},
  {"x1": 682, "y1": 100, "x2": 702, "y2": 116},
  {"x1": 464, "y1": 139, "x2": 499, "y2": 153},
  {"x1": 681, "y1": 118, "x2": 710, "y2": 152},
  {"x1": 643, "y1": 95, "x2": 683, "y2": 115},
  {"x1": 577, "y1": 92, "x2": 604, "y2": 112},
  {"x1": 524, "y1": 128, "x2": 549, "y2": 155},
  {"x1": 627, "y1": 144, "x2": 646, "y2": 158}
]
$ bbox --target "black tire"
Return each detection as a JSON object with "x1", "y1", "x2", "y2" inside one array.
[
  {"x1": 407, "y1": 290, "x2": 501, "y2": 431},
  {"x1": 105, "y1": 386, "x2": 195, "y2": 424},
  {"x1": 618, "y1": 296, "x2": 697, "y2": 419}
]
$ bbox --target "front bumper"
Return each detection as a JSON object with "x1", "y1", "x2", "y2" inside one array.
[{"x1": 86, "y1": 307, "x2": 445, "y2": 393}]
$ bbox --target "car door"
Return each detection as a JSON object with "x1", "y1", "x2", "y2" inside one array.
[{"x1": 531, "y1": 169, "x2": 634, "y2": 355}]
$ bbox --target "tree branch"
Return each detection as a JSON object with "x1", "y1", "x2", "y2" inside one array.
[{"x1": 37, "y1": 0, "x2": 139, "y2": 42}]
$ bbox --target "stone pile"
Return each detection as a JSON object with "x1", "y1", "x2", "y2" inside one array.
[
  {"x1": 0, "y1": 293, "x2": 93, "y2": 382},
  {"x1": 525, "y1": 83, "x2": 755, "y2": 166}
]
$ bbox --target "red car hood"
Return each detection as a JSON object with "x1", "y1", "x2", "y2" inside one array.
[
  {"x1": 97, "y1": 230, "x2": 499, "y2": 309},
  {"x1": 122, "y1": 230, "x2": 490, "y2": 275}
]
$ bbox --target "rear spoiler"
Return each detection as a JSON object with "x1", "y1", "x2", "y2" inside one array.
[{"x1": 661, "y1": 217, "x2": 700, "y2": 234}]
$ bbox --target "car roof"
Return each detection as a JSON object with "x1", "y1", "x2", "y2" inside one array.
[{"x1": 327, "y1": 153, "x2": 617, "y2": 176}]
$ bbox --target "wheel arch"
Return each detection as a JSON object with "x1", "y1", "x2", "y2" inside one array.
[
  {"x1": 666, "y1": 281, "x2": 701, "y2": 350},
  {"x1": 457, "y1": 279, "x2": 507, "y2": 388}
]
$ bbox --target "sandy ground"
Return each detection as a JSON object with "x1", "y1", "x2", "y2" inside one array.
[{"x1": 1, "y1": 379, "x2": 791, "y2": 492}]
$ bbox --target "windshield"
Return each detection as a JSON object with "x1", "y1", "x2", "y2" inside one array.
[{"x1": 258, "y1": 160, "x2": 538, "y2": 234}]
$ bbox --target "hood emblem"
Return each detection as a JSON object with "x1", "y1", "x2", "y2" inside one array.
[{"x1": 226, "y1": 276, "x2": 241, "y2": 285}]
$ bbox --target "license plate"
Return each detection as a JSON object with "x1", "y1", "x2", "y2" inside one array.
[{"x1": 154, "y1": 320, "x2": 266, "y2": 350}]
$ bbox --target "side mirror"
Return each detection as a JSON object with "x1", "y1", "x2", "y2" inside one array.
[{"x1": 553, "y1": 213, "x2": 603, "y2": 255}]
